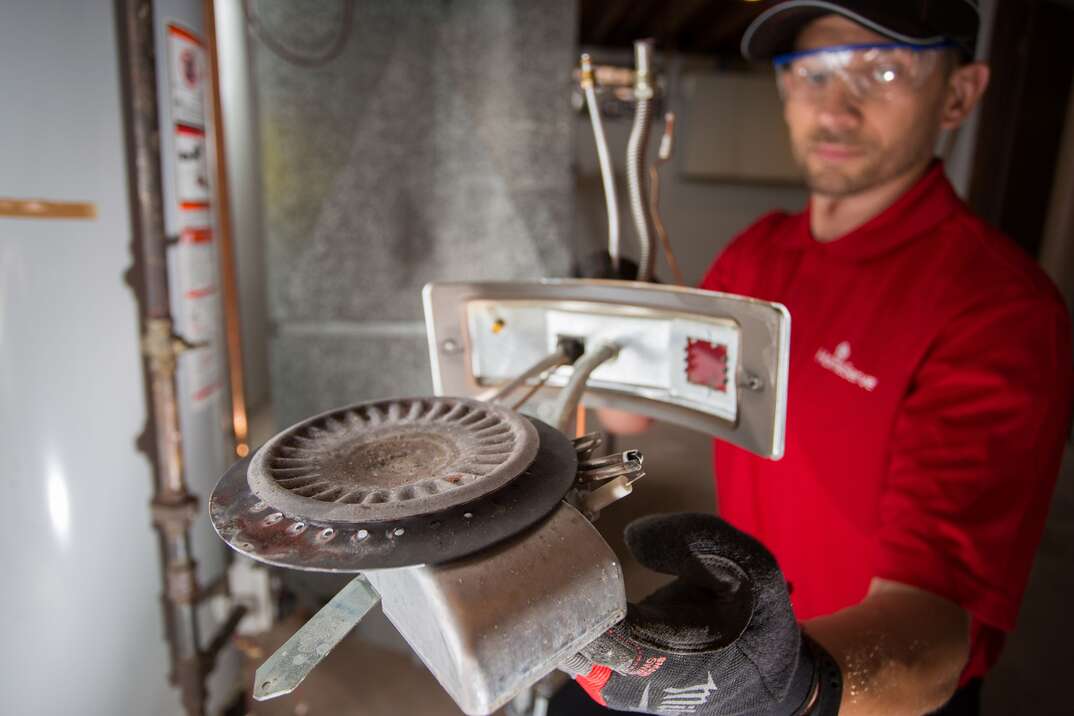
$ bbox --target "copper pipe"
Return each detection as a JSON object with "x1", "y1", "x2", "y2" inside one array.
[
  {"x1": 649, "y1": 112, "x2": 685, "y2": 285},
  {"x1": 203, "y1": 0, "x2": 250, "y2": 458},
  {"x1": 575, "y1": 405, "x2": 587, "y2": 438}
]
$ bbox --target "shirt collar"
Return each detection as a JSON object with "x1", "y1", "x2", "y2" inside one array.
[{"x1": 787, "y1": 161, "x2": 963, "y2": 261}]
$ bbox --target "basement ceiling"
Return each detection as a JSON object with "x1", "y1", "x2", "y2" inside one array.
[{"x1": 578, "y1": 0, "x2": 780, "y2": 57}]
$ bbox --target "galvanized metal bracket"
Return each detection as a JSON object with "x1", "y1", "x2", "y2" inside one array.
[{"x1": 252, "y1": 575, "x2": 380, "y2": 701}]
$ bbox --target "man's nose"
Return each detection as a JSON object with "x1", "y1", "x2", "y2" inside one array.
[{"x1": 814, "y1": 81, "x2": 863, "y2": 133}]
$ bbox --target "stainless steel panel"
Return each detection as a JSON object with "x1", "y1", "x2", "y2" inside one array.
[{"x1": 424, "y1": 279, "x2": 790, "y2": 459}]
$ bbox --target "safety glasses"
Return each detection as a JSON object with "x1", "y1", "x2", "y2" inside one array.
[{"x1": 773, "y1": 42, "x2": 955, "y2": 103}]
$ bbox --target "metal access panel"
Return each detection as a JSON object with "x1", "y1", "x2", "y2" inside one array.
[{"x1": 424, "y1": 279, "x2": 790, "y2": 459}]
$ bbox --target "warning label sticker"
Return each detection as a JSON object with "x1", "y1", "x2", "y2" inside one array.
[{"x1": 167, "y1": 23, "x2": 206, "y2": 127}]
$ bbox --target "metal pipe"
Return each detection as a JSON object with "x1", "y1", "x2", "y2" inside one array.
[
  {"x1": 571, "y1": 432, "x2": 605, "y2": 460},
  {"x1": 197, "y1": 571, "x2": 231, "y2": 603},
  {"x1": 203, "y1": 604, "x2": 248, "y2": 670},
  {"x1": 116, "y1": 2, "x2": 242, "y2": 713},
  {"x1": 121, "y1": 4, "x2": 169, "y2": 323},
  {"x1": 480, "y1": 336, "x2": 583, "y2": 404},
  {"x1": 481, "y1": 347, "x2": 571, "y2": 403},
  {"x1": 552, "y1": 342, "x2": 618, "y2": 433},
  {"x1": 511, "y1": 369, "x2": 556, "y2": 411},
  {"x1": 150, "y1": 505, "x2": 206, "y2": 716},
  {"x1": 580, "y1": 53, "x2": 622, "y2": 271},
  {"x1": 627, "y1": 39, "x2": 656, "y2": 282},
  {"x1": 116, "y1": 0, "x2": 186, "y2": 500}
]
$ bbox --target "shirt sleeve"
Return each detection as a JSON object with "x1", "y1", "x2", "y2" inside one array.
[{"x1": 874, "y1": 294, "x2": 1073, "y2": 631}]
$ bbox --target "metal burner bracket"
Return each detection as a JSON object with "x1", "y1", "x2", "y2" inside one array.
[
  {"x1": 365, "y1": 502, "x2": 626, "y2": 715},
  {"x1": 424, "y1": 279, "x2": 790, "y2": 459}
]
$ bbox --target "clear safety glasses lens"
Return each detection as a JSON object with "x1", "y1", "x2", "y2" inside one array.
[{"x1": 773, "y1": 42, "x2": 953, "y2": 102}]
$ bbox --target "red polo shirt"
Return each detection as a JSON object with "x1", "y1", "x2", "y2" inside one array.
[{"x1": 700, "y1": 162, "x2": 1072, "y2": 680}]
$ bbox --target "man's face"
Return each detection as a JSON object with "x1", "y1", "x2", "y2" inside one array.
[{"x1": 782, "y1": 15, "x2": 952, "y2": 197}]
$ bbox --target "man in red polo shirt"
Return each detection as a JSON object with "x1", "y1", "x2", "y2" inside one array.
[{"x1": 562, "y1": 2, "x2": 1072, "y2": 715}]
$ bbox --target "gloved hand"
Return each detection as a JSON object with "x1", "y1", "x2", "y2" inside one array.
[{"x1": 562, "y1": 513, "x2": 842, "y2": 715}]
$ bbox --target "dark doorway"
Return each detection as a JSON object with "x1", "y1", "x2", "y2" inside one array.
[{"x1": 969, "y1": 0, "x2": 1074, "y2": 257}]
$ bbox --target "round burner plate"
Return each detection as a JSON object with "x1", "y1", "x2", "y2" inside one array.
[
  {"x1": 248, "y1": 397, "x2": 538, "y2": 524},
  {"x1": 209, "y1": 399, "x2": 577, "y2": 571}
]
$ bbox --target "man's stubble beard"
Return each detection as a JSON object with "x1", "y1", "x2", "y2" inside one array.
[
  {"x1": 792, "y1": 121, "x2": 940, "y2": 199},
  {"x1": 800, "y1": 150, "x2": 886, "y2": 197},
  {"x1": 794, "y1": 132, "x2": 910, "y2": 197}
]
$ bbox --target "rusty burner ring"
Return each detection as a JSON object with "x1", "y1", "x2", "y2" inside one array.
[{"x1": 209, "y1": 397, "x2": 578, "y2": 571}]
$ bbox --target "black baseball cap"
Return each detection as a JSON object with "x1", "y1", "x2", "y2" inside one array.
[{"x1": 741, "y1": 1, "x2": 981, "y2": 61}]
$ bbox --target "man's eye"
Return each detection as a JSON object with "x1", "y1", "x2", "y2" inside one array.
[{"x1": 797, "y1": 68, "x2": 830, "y2": 86}]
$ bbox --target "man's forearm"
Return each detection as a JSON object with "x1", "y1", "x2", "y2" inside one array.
[{"x1": 803, "y1": 579, "x2": 971, "y2": 716}]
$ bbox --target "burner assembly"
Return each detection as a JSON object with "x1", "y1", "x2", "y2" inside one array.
[
  {"x1": 210, "y1": 397, "x2": 585, "y2": 571},
  {"x1": 210, "y1": 393, "x2": 640, "y2": 713},
  {"x1": 249, "y1": 397, "x2": 539, "y2": 522},
  {"x1": 209, "y1": 279, "x2": 790, "y2": 715}
]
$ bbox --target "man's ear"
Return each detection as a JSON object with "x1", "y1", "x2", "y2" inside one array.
[{"x1": 940, "y1": 62, "x2": 991, "y2": 130}]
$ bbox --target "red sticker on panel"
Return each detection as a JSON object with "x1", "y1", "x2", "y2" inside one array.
[{"x1": 686, "y1": 339, "x2": 728, "y2": 392}]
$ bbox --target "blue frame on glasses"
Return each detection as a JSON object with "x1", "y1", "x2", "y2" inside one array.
[{"x1": 772, "y1": 41, "x2": 958, "y2": 67}]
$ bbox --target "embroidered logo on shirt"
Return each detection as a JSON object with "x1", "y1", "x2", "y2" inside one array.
[{"x1": 815, "y1": 341, "x2": 879, "y2": 392}]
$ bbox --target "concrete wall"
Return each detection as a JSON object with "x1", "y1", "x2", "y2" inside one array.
[{"x1": 251, "y1": 0, "x2": 578, "y2": 428}]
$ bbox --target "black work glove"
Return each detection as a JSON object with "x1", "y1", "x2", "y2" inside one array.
[{"x1": 562, "y1": 513, "x2": 842, "y2": 715}]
